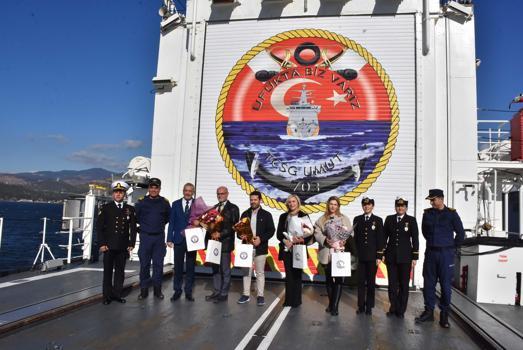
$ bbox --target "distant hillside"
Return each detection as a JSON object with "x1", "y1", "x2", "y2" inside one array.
[{"x1": 0, "y1": 168, "x2": 120, "y2": 202}]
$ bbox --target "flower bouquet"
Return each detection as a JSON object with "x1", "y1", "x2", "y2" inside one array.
[
  {"x1": 325, "y1": 216, "x2": 352, "y2": 252},
  {"x1": 233, "y1": 217, "x2": 254, "y2": 244},
  {"x1": 282, "y1": 216, "x2": 312, "y2": 251},
  {"x1": 199, "y1": 207, "x2": 224, "y2": 233}
]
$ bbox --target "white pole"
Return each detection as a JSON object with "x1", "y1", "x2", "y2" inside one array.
[
  {"x1": 190, "y1": 0, "x2": 197, "y2": 60},
  {"x1": 503, "y1": 192, "x2": 509, "y2": 232},
  {"x1": 519, "y1": 186, "x2": 523, "y2": 236},
  {"x1": 67, "y1": 219, "x2": 73, "y2": 264},
  {"x1": 0, "y1": 217, "x2": 3, "y2": 252},
  {"x1": 41, "y1": 217, "x2": 48, "y2": 263},
  {"x1": 493, "y1": 170, "x2": 497, "y2": 235}
]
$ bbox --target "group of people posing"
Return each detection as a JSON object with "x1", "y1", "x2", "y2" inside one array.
[{"x1": 96, "y1": 178, "x2": 465, "y2": 329}]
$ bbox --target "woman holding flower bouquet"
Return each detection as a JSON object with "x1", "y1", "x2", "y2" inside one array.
[
  {"x1": 313, "y1": 196, "x2": 352, "y2": 316},
  {"x1": 277, "y1": 194, "x2": 314, "y2": 308}
]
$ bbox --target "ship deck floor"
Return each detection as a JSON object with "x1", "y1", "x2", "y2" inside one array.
[{"x1": 0, "y1": 263, "x2": 480, "y2": 350}]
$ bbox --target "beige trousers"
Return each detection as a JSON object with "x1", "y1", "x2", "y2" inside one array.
[{"x1": 242, "y1": 253, "x2": 267, "y2": 297}]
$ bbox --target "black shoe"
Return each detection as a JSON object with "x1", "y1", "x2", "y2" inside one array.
[
  {"x1": 325, "y1": 306, "x2": 332, "y2": 313},
  {"x1": 205, "y1": 292, "x2": 220, "y2": 301},
  {"x1": 170, "y1": 291, "x2": 182, "y2": 302},
  {"x1": 213, "y1": 295, "x2": 228, "y2": 303},
  {"x1": 102, "y1": 298, "x2": 112, "y2": 305},
  {"x1": 185, "y1": 294, "x2": 195, "y2": 302},
  {"x1": 365, "y1": 308, "x2": 372, "y2": 315},
  {"x1": 153, "y1": 286, "x2": 164, "y2": 300},
  {"x1": 415, "y1": 308, "x2": 435, "y2": 323},
  {"x1": 396, "y1": 313, "x2": 404, "y2": 319},
  {"x1": 112, "y1": 297, "x2": 126, "y2": 304},
  {"x1": 386, "y1": 311, "x2": 395, "y2": 317},
  {"x1": 138, "y1": 288, "x2": 149, "y2": 300},
  {"x1": 356, "y1": 308, "x2": 365, "y2": 314},
  {"x1": 439, "y1": 311, "x2": 450, "y2": 328}
]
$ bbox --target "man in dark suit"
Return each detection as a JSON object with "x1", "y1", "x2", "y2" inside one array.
[
  {"x1": 205, "y1": 186, "x2": 240, "y2": 303},
  {"x1": 353, "y1": 197, "x2": 384, "y2": 315},
  {"x1": 236, "y1": 191, "x2": 275, "y2": 306},
  {"x1": 97, "y1": 180, "x2": 137, "y2": 305},
  {"x1": 383, "y1": 197, "x2": 419, "y2": 318},
  {"x1": 167, "y1": 183, "x2": 196, "y2": 302}
]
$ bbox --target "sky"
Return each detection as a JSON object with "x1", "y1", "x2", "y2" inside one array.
[{"x1": 0, "y1": 0, "x2": 521, "y2": 173}]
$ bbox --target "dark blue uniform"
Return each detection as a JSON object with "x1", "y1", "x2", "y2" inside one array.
[
  {"x1": 421, "y1": 206, "x2": 464, "y2": 312},
  {"x1": 135, "y1": 195, "x2": 171, "y2": 289}
]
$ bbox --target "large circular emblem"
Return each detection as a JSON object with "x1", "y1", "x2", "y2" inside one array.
[
  {"x1": 191, "y1": 235, "x2": 199, "y2": 243},
  {"x1": 336, "y1": 260, "x2": 346, "y2": 269},
  {"x1": 216, "y1": 29, "x2": 399, "y2": 213},
  {"x1": 240, "y1": 252, "x2": 248, "y2": 260},
  {"x1": 213, "y1": 248, "x2": 219, "y2": 256}
]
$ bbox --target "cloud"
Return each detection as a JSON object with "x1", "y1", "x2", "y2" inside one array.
[
  {"x1": 68, "y1": 150, "x2": 127, "y2": 171},
  {"x1": 87, "y1": 139, "x2": 143, "y2": 151},
  {"x1": 27, "y1": 133, "x2": 69, "y2": 144},
  {"x1": 66, "y1": 139, "x2": 144, "y2": 171},
  {"x1": 123, "y1": 139, "x2": 143, "y2": 149}
]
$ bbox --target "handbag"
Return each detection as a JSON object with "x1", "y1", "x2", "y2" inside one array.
[
  {"x1": 292, "y1": 244, "x2": 308, "y2": 269},
  {"x1": 185, "y1": 227, "x2": 206, "y2": 252},
  {"x1": 331, "y1": 252, "x2": 352, "y2": 277},
  {"x1": 234, "y1": 243, "x2": 254, "y2": 268},
  {"x1": 205, "y1": 239, "x2": 222, "y2": 265}
]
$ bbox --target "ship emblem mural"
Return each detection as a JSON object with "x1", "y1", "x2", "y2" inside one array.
[{"x1": 215, "y1": 29, "x2": 399, "y2": 213}]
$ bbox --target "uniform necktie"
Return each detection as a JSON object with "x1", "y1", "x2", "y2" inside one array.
[
  {"x1": 365, "y1": 215, "x2": 369, "y2": 222},
  {"x1": 219, "y1": 203, "x2": 224, "y2": 212},
  {"x1": 397, "y1": 216, "x2": 401, "y2": 223},
  {"x1": 184, "y1": 200, "x2": 190, "y2": 214},
  {"x1": 118, "y1": 203, "x2": 122, "y2": 209}
]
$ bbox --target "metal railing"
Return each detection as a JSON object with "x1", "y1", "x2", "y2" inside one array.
[
  {"x1": 61, "y1": 216, "x2": 93, "y2": 264},
  {"x1": 477, "y1": 120, "x2": 511, "y2": 161},
  {"x1": 33, "y1": 217, "x2": 56, "y2": 266}
]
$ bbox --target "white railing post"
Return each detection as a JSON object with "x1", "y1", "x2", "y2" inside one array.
[
  {"x1": 0, "y1": 217, "x2": 3, "y2": 252},
  {"x1": 41, "y1": 217, "x2": 48, "y2": 263},
  {"x1": 67, "y1": 218, "x2": 73, "y2": 264}
]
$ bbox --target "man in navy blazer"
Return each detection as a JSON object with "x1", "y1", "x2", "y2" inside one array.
[{"x1": 167, "y1": 183, "x2": 196, "y2": 302}]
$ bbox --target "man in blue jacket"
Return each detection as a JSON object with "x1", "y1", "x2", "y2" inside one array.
[
  {"x1": 167, "y1": 183, "x2": 196, "y2": 302},
  {"x1": 415, "y1": 189, "x2": 465, "y2": 328},
  {"x1": 135, "y1": 178, "x2": 171, "y2": 300}
]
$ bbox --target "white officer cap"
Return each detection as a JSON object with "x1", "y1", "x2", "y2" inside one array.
[{"x1": 111, "y1": 180, "x2": 129, "y2": 192}]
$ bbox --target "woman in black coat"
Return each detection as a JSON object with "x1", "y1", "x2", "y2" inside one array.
[{"x1": 277, "y1": 194, "x2": 313, "y2": 307}]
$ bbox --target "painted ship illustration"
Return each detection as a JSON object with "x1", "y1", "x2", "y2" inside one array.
[{"x1": 286, "y1": 85, "x2": 321, "y2": 138}]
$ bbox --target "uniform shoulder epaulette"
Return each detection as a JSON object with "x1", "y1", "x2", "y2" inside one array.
[
  {"x1": 163, "y1": 197, "x2": 170, "y2": 204},
  {"x1": 447, "y1": 207, "x2": 456, "y2": 211},
  {"x1": 424, "y1": 207, "x2": 431, "y2": 212},
  {"x1": 137, "y1": 196, "x2": 145, "y2": 201}
]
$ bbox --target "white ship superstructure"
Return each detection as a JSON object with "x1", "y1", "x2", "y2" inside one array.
[{"x1": 286, "y1": 85, "x2": 320, "y2": 138}]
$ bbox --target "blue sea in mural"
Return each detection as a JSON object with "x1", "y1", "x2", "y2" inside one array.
[{"x1": 222, "y1": 121, "x2": 391, "y2": 203}]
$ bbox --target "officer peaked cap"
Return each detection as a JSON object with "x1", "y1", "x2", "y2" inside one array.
[
  {"x1": 426, "y1": 188, "x2": 444, "y2": 200},
  {"x1": 111, "y1": 180, "x2": 129, "y2": 192},
  {"x1": 395, "y1": 197, "x2": 408, "y2": 207},
  {"x1": 361, "y1": 197, "x2": 374, "y2": 206}
]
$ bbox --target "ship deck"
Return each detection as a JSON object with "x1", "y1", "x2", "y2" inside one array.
[{"x1": 0, "y1": 262, "x2": 495, "y2": 350}]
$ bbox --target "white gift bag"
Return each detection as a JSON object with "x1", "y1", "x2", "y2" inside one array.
[
  {"x1": 331, "y1": 252, "x2": 351, "y2": 277},
  {"x1": 205, "y1": 240, "x2": 222, "y2": 265},
  {"x1": 185, "y1": 227, "x2": 206, "y2": 252},
  {"x1": 234, "y1": 243, "x2": 254, "y2": 268},
  {"x1": 292, "y1": 244, "x2": 308, "y2": 269}
]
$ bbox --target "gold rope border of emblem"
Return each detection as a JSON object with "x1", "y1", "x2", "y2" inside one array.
[{"x1": 215, "y1": 28, "x2": 399, "y2": 213}]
